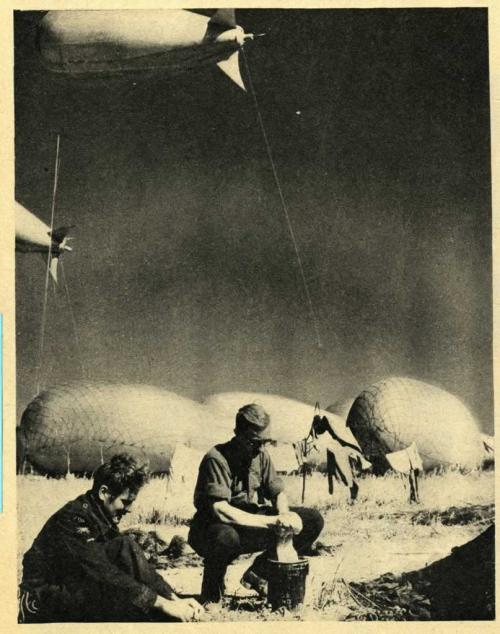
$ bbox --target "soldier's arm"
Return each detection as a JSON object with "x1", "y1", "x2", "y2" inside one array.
[
  {"x1": 212, "y1": 500, "x2": 279, "y2": 528},
  {"x1": 261, "y1": 451, "x2": 285, "y2": 504},
  {"x1": 274, "y1": 491, "x2": 290, "y2": 513},
  {"x1": 263, "y1": 455, "x2": 302, "y2": 533}
]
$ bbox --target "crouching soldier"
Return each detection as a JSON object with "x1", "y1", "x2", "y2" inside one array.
[
  {"x1": 19, "y1": 454, "x2": 203, "y2": 623},
  {"x1": 188, "y1": 404, "x2": 324, "y2": 604}
]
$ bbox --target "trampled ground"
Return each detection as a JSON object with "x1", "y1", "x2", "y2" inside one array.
[{"x1": 17, "y1": 467, "x2": 494, "y2": 621}]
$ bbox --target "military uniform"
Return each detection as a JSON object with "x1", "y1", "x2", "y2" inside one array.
[
  {"x1": 19, "y1": 490, "x2": 175, "y2": 623},
  {"x1": 188, "y1": 436, "x2": 324, "y2": 603}
]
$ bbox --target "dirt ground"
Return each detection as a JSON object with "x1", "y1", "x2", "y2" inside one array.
[{"x1": 17, "y1": 467, "x2": 494, "y2": 621}]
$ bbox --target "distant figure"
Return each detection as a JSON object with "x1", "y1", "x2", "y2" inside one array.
[
  {"x1": 311, "y1": 414, "x2": 368, "y2": 501},
  {"x1": 188, "y1": 403, "x2": 324, "y2": 604},
  {"x1": 19, "y1": 454, "x2": 203, "y2": 623}
]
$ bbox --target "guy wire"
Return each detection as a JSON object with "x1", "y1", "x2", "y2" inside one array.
[
  {"x1": 241, "y1": 49, "x2": 322, "y2": 349},
  {"x1": 36, "y1": 134, "x2": 60, "y2": 394}
]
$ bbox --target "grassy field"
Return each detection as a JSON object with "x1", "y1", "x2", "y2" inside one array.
[{"x1": 17, "y1": 466, "x2": 494, "y2": 621}]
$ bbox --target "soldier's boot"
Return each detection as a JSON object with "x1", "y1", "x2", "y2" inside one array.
[
  {"x1": 200, "y1": 561, "x2": 227, "y2": 605},
  {"x1": 240, "y1": 552, "x2": 268, "y2": 598},
  {"x1": 240, "y1": 569, "x2": 268, "y2": 598}
]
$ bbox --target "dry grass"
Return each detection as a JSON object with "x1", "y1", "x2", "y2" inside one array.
[{"x1": 17, "y1": 467, "x2": 495, "y2": 621}]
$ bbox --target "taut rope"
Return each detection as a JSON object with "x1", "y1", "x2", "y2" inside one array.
[{"x1": 242, "y1": 50, "x2": 322, "y2": 349}]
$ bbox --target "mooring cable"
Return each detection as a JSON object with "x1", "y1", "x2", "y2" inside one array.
[
  {"x1": 241, "y1": 49, "x2": 323, "y2": 349},
  {"x1": 60, "y1": 259, "x2": 87, "y2": 381},
  {"x1": 36, "y1": 134, "x2": 60, "y2": 394}
]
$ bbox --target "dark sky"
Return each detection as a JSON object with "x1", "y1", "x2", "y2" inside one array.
[{"x1": 14, "y1": 9, "x2": 493, "y2": 432}]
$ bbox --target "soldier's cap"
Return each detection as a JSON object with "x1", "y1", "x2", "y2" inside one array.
[{"x1": 235, "y1": 403, "x2": 273, "y2": 441}]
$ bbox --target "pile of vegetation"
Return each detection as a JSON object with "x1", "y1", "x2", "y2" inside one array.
[
  {"x1": 123, "y1": 529, "x2": 203, "y2": 569},
  {"x1": 411, "y1": 503, "x2": 494, "y2": 526},
  {"x1": 312, "y1": 574, "x2": 430, "y2": 621}
]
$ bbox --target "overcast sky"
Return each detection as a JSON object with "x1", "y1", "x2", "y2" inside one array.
[{"x1": 14, "y1": 9, "x2": 492, "y2": 432}]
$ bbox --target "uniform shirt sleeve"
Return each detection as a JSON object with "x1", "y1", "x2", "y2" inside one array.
[
  {"x1": 260, "y1": 451, "x2": 284, "y2": 500},
  {"x1": 194, "y1": 456, "x2": 232, "y2": 507}
]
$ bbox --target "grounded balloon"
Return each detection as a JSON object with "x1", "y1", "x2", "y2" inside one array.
[
  {"x1": 37, "y1": 9, "x2": 254, "y2": 90},
  {"x1": 346, "y1": 377, "x2": 484, "y2": 472},
  {"x1": 18, "y1": 383, "x2": 228, "y2": 475},
  {"x1": 19, "y1": 385, "x2": 363, "y2": 476},
  {"x1": 15, "y1": 201, "x2": 72, "y2": 283}
]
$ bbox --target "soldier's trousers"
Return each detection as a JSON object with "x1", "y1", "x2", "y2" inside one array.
[
  {"x1": 188, "y1": 506, "x2": 324, "y2": 603},
  {"x1": 100, "y1": 535, "x2": 176, "y2": 621}
]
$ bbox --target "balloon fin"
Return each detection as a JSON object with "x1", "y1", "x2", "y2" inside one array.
[
  {"x1": 50, "y1": 225, "x2": 74, "y2": 252},
  {"x1": 49, "y1": 256, "x2": 59, "y2": 284},
  {"x1": 217, "y1": 51, "x2": 246, "y2": 91},
  {"x1": 209, "y1": 9, "x2": 236, "y2": 28}
]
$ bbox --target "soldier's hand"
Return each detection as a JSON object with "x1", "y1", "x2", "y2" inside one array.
[
  {"x1": 275, "y1": 512, "x2": 303, "y2": 535},
  {"x1": 183, "y1": 597, "x2": 204, "y2": 620},
  {"x1": 156, "y1": 596, "x2": 204, "y2": 622}
]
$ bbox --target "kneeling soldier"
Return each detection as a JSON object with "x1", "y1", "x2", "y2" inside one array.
[
  {"x1": 188, "y1": 403, "x2": 324, "y2": 604},
  {"x1": 19, "y1": 454, "x2": 203, "y2": 623}
]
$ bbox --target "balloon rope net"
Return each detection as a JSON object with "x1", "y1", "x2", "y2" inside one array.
[
  {"x1": 36, "y1": 134, "x2": 61, "y2": 394},
  {"x1": 242, "y1": 50, "x2": 323, "y2": 349}
]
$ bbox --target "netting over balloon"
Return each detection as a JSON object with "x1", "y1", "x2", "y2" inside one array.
[
  {"x1": 346, "y1": 377, "x2": 484, "y2": 471},
  {"x1": 18, "y1": 382, "x2": 229, "y2": 474}
]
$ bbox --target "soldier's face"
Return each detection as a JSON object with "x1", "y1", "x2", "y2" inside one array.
[
  {"x1": 99, "y1": 486, "x2": 137, "y2": 523},
  {"x1": 236, "y1": 433, "x2": 267, "y2": 459}
]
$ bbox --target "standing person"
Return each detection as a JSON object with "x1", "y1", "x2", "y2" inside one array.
[
  {"x1": 308, "y1": 414, "x2": 370, "y2": 502},
  {"x1": 188, "y1": 403, "x2": 324, "y2": 604},
  {"x1": 19, "y1": 454, "x2": 203, "y2": 623}
]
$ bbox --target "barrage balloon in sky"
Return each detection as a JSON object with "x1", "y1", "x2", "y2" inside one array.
[{"x1": 37, "y1": 9, "x2": 254, "y2": 90}]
